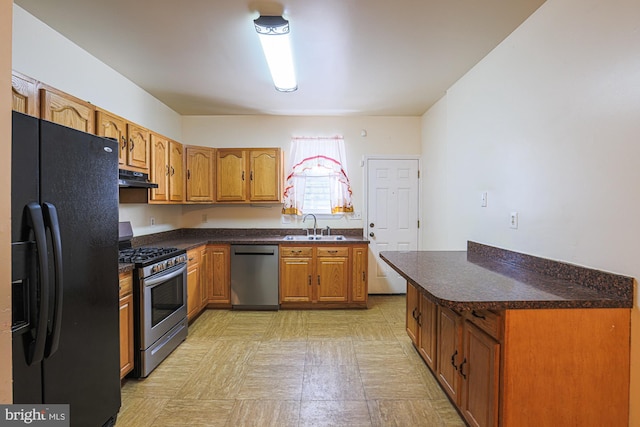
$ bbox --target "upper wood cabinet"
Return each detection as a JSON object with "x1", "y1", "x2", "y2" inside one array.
[
  {"x1": 12, "y1": 71, "x2": 38, "y2": 117},
  {"x1": 96, "y1": 109, "x2": 151, "y2": 173},
  {"x1": 40, "y1": 85, "x2": 95, "y2": 134},
  {"x1": 127, "y1": 123, "x2": 151, "y2": 172},
  {"x1": 96, "y1": 109, "x2": 127, "y2": 165},
  {"x1": 216, "y1": 148, "x2": 282, "y2": 203},
  {"x1": 186, "y1": 146, "x2": 215, "y2": 203},
  {"x1": 150, "y1": 133, "x2": 184, "y2": 203}
]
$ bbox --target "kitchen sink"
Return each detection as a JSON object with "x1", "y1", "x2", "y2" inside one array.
[{"x1": 282, "y1": 235, "x2": 346, "y2": 241}]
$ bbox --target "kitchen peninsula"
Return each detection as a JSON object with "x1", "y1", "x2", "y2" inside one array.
[{"x1": 380, "y1": 241, "x2": 634, "y2": 427}]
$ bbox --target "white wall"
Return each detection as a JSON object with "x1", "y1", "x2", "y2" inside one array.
[
  {"x1": 420, "y1": 0, "x2": 640, "y2": 423},
  {"x1": 12, "y1": 5, "x2": 182, "y2": 140},
  {"x1": 181, "y1": 115, "x2": 421, "y2": 230}
]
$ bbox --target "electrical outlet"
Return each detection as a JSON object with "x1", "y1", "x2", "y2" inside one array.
[
  {"x1": 150, "y1": 217, "x2": 155, "y2": 226},
  {"x1": 509, "y1": 212, "x2": 518, "y2": 229},
  {"x1": 202, "y1": 214, "x2": 208, "y2": 223},
  {"x1": 351, "y1": 211, "x2": 362, "y2": 220}
]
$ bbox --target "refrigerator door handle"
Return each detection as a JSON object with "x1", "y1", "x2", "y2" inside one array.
[
  {"x1": 42, "y1": 202, "x2": 63, "y2": 357},
  {"x1": 25, "y1": 202, "x2": 50, "y2": 365}
]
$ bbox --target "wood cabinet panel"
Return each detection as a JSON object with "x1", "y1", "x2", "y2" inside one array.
[
  {"x1": 186, "y1": 146, "x2": 215, "y2": 202},
  {"x1": 169, "y1": 141, "x2": 184, "y2": 202},
  {"x1": 186, "y1": 248, "x2": 201, "y2": 321},
  {"x1": 460, "y1": 321, "x2": 499, "y2": 427},
  {"x1": 127, "y1": 123, "x2": 150, "y2": 171},
  {"x1": 406, "y1": 282, "x2": 420, "y2": 345},
  {"x1": 150, "y1": 133, "x2": 169, "y2": 201},
  {"x1": 249, "y1": 149, "x2": 281, "y2": 201},
  {"x1": 12, "y1": 71, "x2": 38, "y2": 116},
  {"x1": 207, "y1": 245, "x2": 230, "y2": 304},
  {"x1": 316, "y1": 255, "x2": 348, "y2": 302},
  {"x1": 418, "y1": 293, "x2": 437, "y2": 370},
  {"x1": 280, "y1": 256, "x2": 314, "y2": 303},
  {"x1": 351, "y1": 246, "x2": 368, "y2": 302},
  {"x1": 96, "y1": 109, "x2": 128, "y2": 166},
  {"x1": 437, "y1": 306, "x2": 462, "y2": 404},
  {"x1": 40, "y1": 86, "x2": 95, "y2": 133},
  {"x1": 118, "y1": 271, "x2": 134, "y2": 379},
  {"x1": 216, "y1": 149, "x2": 246, "y2": 201}
]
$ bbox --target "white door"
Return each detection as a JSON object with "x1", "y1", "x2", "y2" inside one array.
[{"x1": 366, "y1": 158, "x2": 419, "y2": 294}]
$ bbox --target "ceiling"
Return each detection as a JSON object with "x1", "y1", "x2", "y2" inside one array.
[{"x1": 15, "y1": 0, "x2": 545, "y2": 116}]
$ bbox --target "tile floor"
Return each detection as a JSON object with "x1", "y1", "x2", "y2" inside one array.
[{"x1": 117, "y1": 295, "x2": 465, "y2": 426}]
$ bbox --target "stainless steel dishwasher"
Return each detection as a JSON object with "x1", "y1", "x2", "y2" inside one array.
[{"x1": 230, "y1": 245, "x2": 279, "y2": 310}]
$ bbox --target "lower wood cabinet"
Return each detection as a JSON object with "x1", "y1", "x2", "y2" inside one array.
[
  {"x1": 186, "y1": 247, "x2": 202, "y2": 321},
  {"x1": 118, "y1": 271, "x2": 134, "y2": 379},
  {"x1": 206, "y1": 244, "x2": 231, "y2": 306},
  {"x1": 406, "y1": 281, "x2": 630, "y2": 427},
  {"x1": 280, "y1": 244, "x2": 367, "y2": 308}
]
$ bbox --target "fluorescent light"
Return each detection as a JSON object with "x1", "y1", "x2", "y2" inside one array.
[{"x1": 254, "y1": 15, "x2": 297, "y2": 92}]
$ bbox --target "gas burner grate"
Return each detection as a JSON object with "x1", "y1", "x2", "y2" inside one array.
[{"x1": 118, "y1": 247, "x2": 179, "y2": 264}]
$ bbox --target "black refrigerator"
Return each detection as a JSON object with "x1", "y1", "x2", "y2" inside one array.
[{"x1": 11, "y1": 111, "x2": 121, "y2": 426}]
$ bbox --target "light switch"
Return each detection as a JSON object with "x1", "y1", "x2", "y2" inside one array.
[{"x1": 481, "y1": 192, "x2": 488, "y2": 207}]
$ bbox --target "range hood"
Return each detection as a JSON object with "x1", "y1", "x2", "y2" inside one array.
[{"x1": 118, "y1": 169, "x2": 158, "y2": 188}]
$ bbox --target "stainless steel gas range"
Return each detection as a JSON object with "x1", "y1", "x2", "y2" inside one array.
[{"x1": 118, "y1": 222, "x2": 188, "y2": 378}]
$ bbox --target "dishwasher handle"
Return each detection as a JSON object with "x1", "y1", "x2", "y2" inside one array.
[{"x1": 233, "y1": 247, "x2": 277, "y2": 256}]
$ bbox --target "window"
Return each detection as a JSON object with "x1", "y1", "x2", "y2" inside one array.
[{"x1": 282, "y1": 136, "x2": 353, "y2": 216}]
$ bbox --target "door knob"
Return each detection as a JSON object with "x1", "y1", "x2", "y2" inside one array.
[
  {"x1": 369, "y1": 232, "x2": 375, "y2": 237},
  {"x1": 370, "y1": 223, "x2": 375, "y2": 228}
]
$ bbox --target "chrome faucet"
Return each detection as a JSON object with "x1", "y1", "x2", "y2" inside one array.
[{"x1": 302, "y1": 214, "x2": 317, "y2": 236}]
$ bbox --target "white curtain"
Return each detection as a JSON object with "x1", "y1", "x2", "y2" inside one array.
[{"x1": 282, "y1": 136, "x2": 353, "y2": 215}]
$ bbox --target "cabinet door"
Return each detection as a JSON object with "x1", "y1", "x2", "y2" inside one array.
[
  {"x1": 40, "y1": 87, "x2": 95, "y2": 133},
  {"x1": 316, "y1": 254, "x2": 349, "y2": 302},
  {"x1": 169, "y1": 141, "x2": 184, "y2": 202},
  {"x1": 12, "y1": 71, "x2": 38, "y2": 117},
  {"x1": 351, "y1": 246, "x2": 368, "y2": 302},
  {"x1": 150, "y1": 133, "x2": 169, "y2": 202},
  {"x1": 460, "y1": 321, "x2": 500, "y2": 427},
  {"x1": 280, "y1": 255, "x2": 313, "y2": 303},
  {"x1": 216, "y1": 149, "x2": 247, "y2": 201},
  {"x1": 127, "y1": 123, "x2": 150, "y2": 171},
  {"x1": 186, "y1": 146, "x2": 215, "y2": 202},
  {"x1": 199, "y1": 246, "x2": 209, "y2": 309},
  {"x1": 418, "y1": 294, "x2": 437, "y2": 370},
  {"x1": 406, "y1": 282, "x2": 420, "y2": 345},
  {"x1": 119, "y1": 293, "x2": 134, "y2": 379},
  {"x1": 97, "y1": 110, "x2": 128, "y2": 166},
  {"x1": 186, "y1": 249, "x2": 201, "y2": 321},
  {"x1": 249, "y1": 149, "x2": 281, "y2": 201},
  {"x1": 207, "y1": 245, "x2": 230, "y2": 303},
  {"x1": 437, "y1": 306, "x2": 462, "y2": 404}
]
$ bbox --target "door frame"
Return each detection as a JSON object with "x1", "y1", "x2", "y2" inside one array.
[{"x1": 363, "y1": 155, "x2": 423, "y2": 292}]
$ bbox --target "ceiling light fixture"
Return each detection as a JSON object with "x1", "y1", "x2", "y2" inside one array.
[{"x1": 254, "y1": 15, "x2": 297, "y2": 92}]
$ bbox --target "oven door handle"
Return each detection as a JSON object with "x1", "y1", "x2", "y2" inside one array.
[{"x1": 143, "y1": 264, "x2": 186, "y2": 287}]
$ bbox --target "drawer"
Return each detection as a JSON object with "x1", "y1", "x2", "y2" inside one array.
[
  {"x1": 118, "y1": 272, "x2": 133, "y2": 298},
  {"x1": 466, "y1": 309, "x2": 502, "y2": 339},
  {"x1": 280, "y1": 246, "x2": 313, "y2": 257},
  {"x1": 187, "y1": 247, "x2": 202, "y2": 265},
  {"x1": 316, "y1": 247, "x2": 349, "y2": 257}
]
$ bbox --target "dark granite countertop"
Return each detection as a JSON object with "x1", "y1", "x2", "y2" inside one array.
[
  {"x1": 380, "y1": 242, "x2": 634, "y2": 311},
  {"x1": 118, "y1": 228, "x2": 369, "y2": 273}
]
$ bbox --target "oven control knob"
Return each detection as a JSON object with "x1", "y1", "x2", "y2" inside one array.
[{"x1": 151, "y1": 265, "x2": 157, "y2": 274}]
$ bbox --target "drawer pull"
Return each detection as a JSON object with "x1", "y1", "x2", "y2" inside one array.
[
  {"x1": 412, "y1": 307, "x2": 418, "y2": 320},
  {"x1": 451, "y1": 350, "x2": 458, "y2": 370},
  {"x1": 471, "y1": 310, "x2": 486, "y2": 320},
  {"x1": 362, "y1": 271, "x2": 366, "y2": 281},
  {"x1": 417, "y1": 313, "x2": 422, "y2": 327},
  {"x1": 317, "y1": 275, "x2": 320, "y2": 285},
  {"x1": 308, "y1": 275, "x2": 311, "y2": 286},
  {"x1": 328, "y1": 250, "x2": 338, "y2": 254}
]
